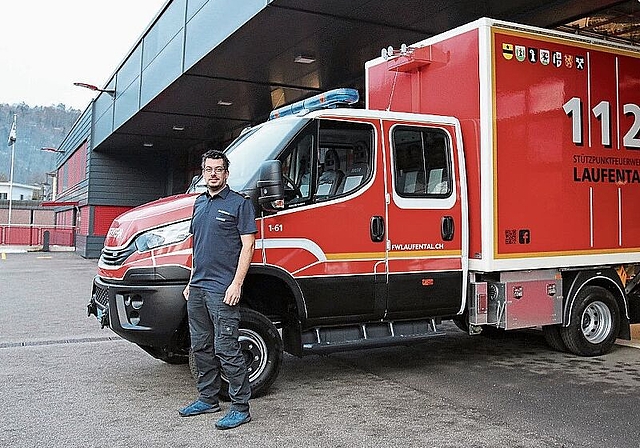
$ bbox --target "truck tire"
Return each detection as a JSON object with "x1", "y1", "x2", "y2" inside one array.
[
  {"x1": 542, "y1": 325, "x2": 566, "y2": 352},
  {"x1": 452, "y1": 312, "x2": 469, "y2": 333},
  {"x1": 560, "y1": 286, "x2": 620, "y2": 356},
  {"x1": 188, "y1": 308, "x2": 283, "y2": 398}
]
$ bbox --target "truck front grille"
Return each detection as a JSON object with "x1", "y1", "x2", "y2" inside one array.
[
  {"x1": 94, "y1": 284, "x2": 109, "y2": 307},
  {"x1": 100, "y1": 242, "x2": 136, "y2": 266}
]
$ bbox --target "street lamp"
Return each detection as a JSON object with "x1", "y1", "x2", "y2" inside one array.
[
  {"x1": 45, "y1": 171, "x2": 57, "y2": 201},
  {"x1": 73, "y1": 82, "x2": 115, "y2": 96},
  {"x1": 41, "y1": 147, "x2": 65, "y2": 154}
]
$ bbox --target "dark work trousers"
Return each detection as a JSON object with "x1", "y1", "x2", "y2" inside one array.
[{"x1": 187, "y1": 286, "x2": 250, "y2": 413}]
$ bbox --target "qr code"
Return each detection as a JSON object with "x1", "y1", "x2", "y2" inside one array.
[{"x1": 505, "y1": 229, "x2": 517, "y2": 245}]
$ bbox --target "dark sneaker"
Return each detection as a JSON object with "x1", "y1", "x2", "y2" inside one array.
[
  {"x1": 178, "y1": 400, "x2": 221, "y2": 417},
  {"x1": 215, "y1": 410, "x2": 251, "y2": 430}
]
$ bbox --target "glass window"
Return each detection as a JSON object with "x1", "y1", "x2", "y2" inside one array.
[
  {"x1": 93, "y1": 105, "x2": 114, "y2": 147},
  {"x1": 278, "y1": 126, "x2": 315, "y2": 208},
  {"x1": 314, "y1": 120, "x2": 374, "y2": 201},
  {"x1": 113, "y1": 78, "x2": 141, "y2": 129},
  {"x1": 116, "y1": 44, "x2": 142, "y2": 93},
  {"x1": 190, "y1": 117, "x2": 308, "y2": 194},
  {"x1": 140, "y1": 31, "x2": 184, "y2": 107},
  {"x1": 187, "y1": 0, "x2": 208, "y2": 20},
  {"x1": 392, "y1": 127, "x2": 451, "y2": 197},
  {"x1": 184, "y1": 0, "x2": 265, "y2": 71},
  {"x1": 276, "y1": 119, "x2": 375, "y2": 208},
  {"x1": 142, "y1": 0, "x2": 185, "y2": 69},
  {"x1": 93, "y1": 86, "x2": 116, "y2": 125}
]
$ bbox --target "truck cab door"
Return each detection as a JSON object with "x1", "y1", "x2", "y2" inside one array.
[
  {"x1": 382, "y1": 119, "x2": 467, "y2": 320},
  {"x1": 259, "y1": 117, "x2": 387, "y2": 327}
]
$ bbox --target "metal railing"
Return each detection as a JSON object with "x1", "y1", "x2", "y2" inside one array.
[{"x1": 0, "y1": 225, "x2": 76, "y2": 247}]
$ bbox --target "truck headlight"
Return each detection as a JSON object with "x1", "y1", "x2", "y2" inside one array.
[{"x1": 135, "y1": 220, "x2": 191, "y2": 252}]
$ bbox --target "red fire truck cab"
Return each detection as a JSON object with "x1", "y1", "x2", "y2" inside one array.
[{"x1": 89, "y1": 18, "x2": 640, "y2": 396}]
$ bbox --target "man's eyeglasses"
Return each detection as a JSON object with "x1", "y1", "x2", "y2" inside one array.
[{"x1": 203, "y1": 167, "x2": 226, "y2": 174}]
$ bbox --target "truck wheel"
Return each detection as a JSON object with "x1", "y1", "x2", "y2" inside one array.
[
  {"x1": 452, "y1": 312, "x2": 469, "y2": 333},
  {"x1": 560, "y1": 286, "x2": 620, "y2": 356},
  {"x1": 542, "y1": 325, "x2": 566, "y2": 352},
  {"x1": 188, "y1": 308, "x2": 283, "y2": 398}
]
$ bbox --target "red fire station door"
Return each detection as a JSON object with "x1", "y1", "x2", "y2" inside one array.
[{"x1": 381, "y1": 119, "x2": 465, "y2": 319}]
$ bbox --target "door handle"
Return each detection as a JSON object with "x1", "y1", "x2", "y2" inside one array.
[
  {"x1": 370, "y1": 216, "x2": 385, "y2": 242},
  {"x1": 441, "y1": 216, "x2": 454, "y2": 241}
]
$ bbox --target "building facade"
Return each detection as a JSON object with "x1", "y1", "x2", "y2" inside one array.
[
  {"x1": 51, "y1": 0, "x2": 637, "y2": 257},
  {"x1": 0, "y1": 182, "x2": 41, "y2": 201}
]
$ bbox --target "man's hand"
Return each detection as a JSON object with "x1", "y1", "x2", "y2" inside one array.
[
  {"x1": 183, "y1": 285, "x2": 189, "y2": 301},
  {"x1": 224, "y1": 282, "x2": 242, "y2": 306}
]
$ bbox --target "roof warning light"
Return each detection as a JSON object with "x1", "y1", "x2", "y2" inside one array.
[{"x1": 269, "y1": 88, "x2": 359, "y2": 120}]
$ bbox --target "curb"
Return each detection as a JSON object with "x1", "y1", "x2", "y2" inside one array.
[
  {"x1": 616, "y1": 339, "x2": 640, "y2": 350},
  {"x1": 0, "y1": 245, "x2": 75, "y2": 254}
]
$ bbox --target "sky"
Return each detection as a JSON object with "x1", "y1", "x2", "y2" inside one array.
[{"x1": 0, "y1": 0, "x2": 167, "y2": 111}]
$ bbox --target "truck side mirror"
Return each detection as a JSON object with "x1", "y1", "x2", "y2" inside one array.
[{"x1": 258, "y1": 160, "x2": 285, "y2": 212}]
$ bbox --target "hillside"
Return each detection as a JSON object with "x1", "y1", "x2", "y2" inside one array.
[{"x1": 0, "y1": 103, "x2": 81, "y2": 186}]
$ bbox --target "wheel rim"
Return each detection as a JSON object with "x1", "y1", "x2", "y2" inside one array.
[
  {"x1": 239, "y1": 328, "x2": 268, "y2": 383},
  {"x1": 580, "y1": 300, "x2": 612, "y2": 344},
  {"x1": 219, "y1": 328, "x2": 269, "y2": 385}
]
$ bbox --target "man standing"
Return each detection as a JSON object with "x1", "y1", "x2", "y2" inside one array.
[{"x1": 179, "y1": 149, "x2": 257, "y2": 430}]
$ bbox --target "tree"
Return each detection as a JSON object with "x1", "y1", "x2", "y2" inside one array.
[{"x1": 1, "y1": 103, "x2": 80, "y2": 185}]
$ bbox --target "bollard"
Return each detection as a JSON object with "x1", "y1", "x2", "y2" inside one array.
[{"x1": 42, "y1": 230, "x2": 50, "y2": 252}]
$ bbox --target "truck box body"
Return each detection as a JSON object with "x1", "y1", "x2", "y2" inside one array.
[{"x1": 366, "y1": 18, "x2": 640, "y2": 272}]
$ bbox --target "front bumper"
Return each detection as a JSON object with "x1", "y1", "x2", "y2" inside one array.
[{"x1": 88, "y1": 276, "x2": 188, "y2": 349}]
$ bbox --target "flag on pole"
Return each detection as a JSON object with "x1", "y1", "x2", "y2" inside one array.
[{"x1": 7, "y1": 114, "x2": 16, "y2": 146}]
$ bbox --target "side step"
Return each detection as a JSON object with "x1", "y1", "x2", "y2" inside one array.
[{"x1": 301, "y1": 318, "x2": 445, "y2": 355}]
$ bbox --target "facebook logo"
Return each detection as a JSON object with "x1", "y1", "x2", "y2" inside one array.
[{"x1": 518, "y1": 229, "x2": 531, "y2": 244}]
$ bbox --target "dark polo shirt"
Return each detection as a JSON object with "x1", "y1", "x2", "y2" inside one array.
[{"x1": 189, "y1": 185, "x2": 257, "y2": 294}]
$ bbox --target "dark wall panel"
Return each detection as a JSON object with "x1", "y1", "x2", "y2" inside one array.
[
  {"x1": 88, "y1": 150, "x2": 170, "y2": 207},
  {"x1": 77, "y1": 234, "x2": 106, "y2": 259}
]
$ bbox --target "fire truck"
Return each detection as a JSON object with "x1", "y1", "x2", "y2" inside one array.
[{"x1": 88, "y1": 18, "x2": 640, "y2": 396}]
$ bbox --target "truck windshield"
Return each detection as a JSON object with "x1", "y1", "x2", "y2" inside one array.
[{"x1": 190, "y1": 117, "x2": 309, "y2": 193}]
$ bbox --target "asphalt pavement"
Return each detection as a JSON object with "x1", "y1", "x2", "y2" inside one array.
[{"x1": 2, "y1": 251, "x2": 640, "y2": 447}]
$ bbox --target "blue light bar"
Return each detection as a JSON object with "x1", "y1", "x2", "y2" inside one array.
[{"x1": 269, "y1": 88, "x2": 359, "y2": 120}]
